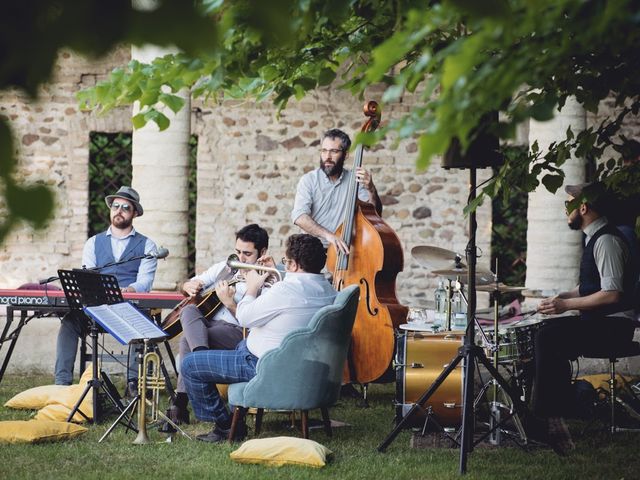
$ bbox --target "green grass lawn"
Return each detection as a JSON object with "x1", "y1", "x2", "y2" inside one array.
[{"x1": 1, "y1": 373, "x2": 640, "y2": 479}]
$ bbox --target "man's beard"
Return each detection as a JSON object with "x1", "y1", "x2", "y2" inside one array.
[
  {"x1": 568, "y1": 212, "x2": 583, "y2": 230},
  {"x1": 319, "y1": 156, "x2": 345, "y2": 177},
  {"x1": 112, "y1": 214, "x2": 133, "y2": 229}
]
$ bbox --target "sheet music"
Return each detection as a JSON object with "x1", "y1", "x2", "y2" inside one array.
[{"x1": 84, "y1": 302, "x2": 168, "y2": 345}]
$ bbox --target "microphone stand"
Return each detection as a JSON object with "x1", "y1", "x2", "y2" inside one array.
[{"x1": 39, "y1": 251, "x2": 164, "y2": 285}]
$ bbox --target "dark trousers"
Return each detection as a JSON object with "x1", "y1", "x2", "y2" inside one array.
[{"x1": 533, "y1": 316, "x2": 635, "y2": 417}]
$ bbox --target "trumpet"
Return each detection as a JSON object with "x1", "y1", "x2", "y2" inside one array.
[
  {"x1": 133, "y1": 342, "x2": 164, "y2": 445},
  {"x1": 227, "y1": 254, "x2": 283, "y2": 282}
]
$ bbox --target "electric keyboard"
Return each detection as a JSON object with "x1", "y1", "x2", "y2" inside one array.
[{"x1": 0, "y1": 289, "x2": 183, "y2": 310}]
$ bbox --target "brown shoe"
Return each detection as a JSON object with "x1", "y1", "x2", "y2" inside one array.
[{"x1": 547, "y1": 417, "x2": 575, "y2": 455}]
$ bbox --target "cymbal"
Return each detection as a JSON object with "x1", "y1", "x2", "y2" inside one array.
[
  {"x1": 476, "y1": 283, "x2": 526, "y2": 293},
  {"x1": 431, "y1": 267, "x2": 495, "y2": 286},
  {"x1": 411, "y1": 246, "x2": 466, "y2": 270}
]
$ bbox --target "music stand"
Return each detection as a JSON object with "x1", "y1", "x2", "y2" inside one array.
[{"x1": 57, "y1": 269, "x2": 129, "y2": 424}]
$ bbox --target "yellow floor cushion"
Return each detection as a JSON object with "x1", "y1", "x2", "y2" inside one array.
[
  {"x1": 4, "y1": 385, "x2": 70, "y2": 410},
  {"x1": 5, "y1": 366, "x2": 96, "y2": 422},
  {"x1": 230, "y1": 436, "x2": 333, "y2": 468},
  {"x1": 0, "y1": 420, "x2": 87, "y2": 444}
]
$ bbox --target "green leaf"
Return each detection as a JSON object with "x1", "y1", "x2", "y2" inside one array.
[
  {"x1": 131, "y1": 113, "x2": 147, "y2": 130},
  {"x1": 6, "y1": 182, "x2": 55, "y2": 228},
  {"x1": 158, "y1": 93, "x2": 186, "y2": 114},
  {"x1": 529, "y1": 95, "x2": 558, "y2": 122},
  {"x1": 447, "y1": 0, "x2": 510, "y2": 19},
  {"x1": 463, "y1": 194, "x2": 485, "y2": 215},
  {"x1": 540, "y1": 174, "x2": 564, "y2": 193},
  {"x1": 317, "y1": 67, "x2": 336, "y2": 86},
  {"x1": 145, "y1": 110, "x2": 170, "y2": 131}
]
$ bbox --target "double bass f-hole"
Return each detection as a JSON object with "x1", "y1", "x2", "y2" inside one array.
[{"x1": 359, "y1": 277, "x2": 379, "y2": 316}]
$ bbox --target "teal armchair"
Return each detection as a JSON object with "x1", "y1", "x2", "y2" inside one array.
[{"x1": 227, "y1": 285, "x2": 359, "y2": 440}]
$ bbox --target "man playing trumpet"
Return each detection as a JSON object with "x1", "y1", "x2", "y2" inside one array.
[
  {"x1": 182, "y1": 234, "x2": 337, "y2": 443},
  {"x1": 163, "y1": 224, "x2": 274, "y2": 429}
]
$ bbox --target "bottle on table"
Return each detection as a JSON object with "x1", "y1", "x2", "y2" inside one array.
[{"x1": 434, "y1": 280, "x2": 446, "y2": 328}]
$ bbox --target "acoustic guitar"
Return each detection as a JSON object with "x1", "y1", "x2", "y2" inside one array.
[{"x1": 160, "y1": 280, "x2": 239, "y2": 339}]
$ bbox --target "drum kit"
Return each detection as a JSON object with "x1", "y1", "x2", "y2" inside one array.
[{"x1": 392, "y1": 244, "x2": 542, "y2": 446}]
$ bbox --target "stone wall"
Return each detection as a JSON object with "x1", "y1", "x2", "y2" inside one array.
[
  {"x1": 191, "y1": 89, "x2": 494, "y2": 308},
  {"x1": 0, "y1": 48, "x2": 133, "y2": 287}
]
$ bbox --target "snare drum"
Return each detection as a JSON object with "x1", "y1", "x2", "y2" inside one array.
[
  {"x1": 395, "y1": 331, "x2": 464, "y2": 428},
  {"x1": 481, "y1": 327, "x2": 520, "y2": 363},
  {"x1": 505, "y1": 318, "x2": 547, "y2": 362}
]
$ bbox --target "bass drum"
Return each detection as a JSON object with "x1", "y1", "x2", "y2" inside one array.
[{"x1": 396, "y1": 331, "x2": 465, "y2": 428}]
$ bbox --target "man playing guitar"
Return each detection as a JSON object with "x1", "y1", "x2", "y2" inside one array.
[{"x1": 161, "y1": 224, "x2": 272, "y2": 430}]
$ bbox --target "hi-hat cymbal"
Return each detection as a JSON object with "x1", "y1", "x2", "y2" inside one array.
[
  {"x1": 411, "y1": 246, "x2": 466, "y2": 270},
  {"x1": 476, "y1": 282, "x2": 526, "y2": 293},
  {"x1": 431, "y1": 267, "x2": 495, "y2": 286}
]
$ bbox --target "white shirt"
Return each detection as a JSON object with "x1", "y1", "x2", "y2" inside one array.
[
  {"x1": 237, "y1": 272, "x2": 337, "y2": 358},
  {"x1": 291, "y1": 168, "x2": 369, "y2": 246}
]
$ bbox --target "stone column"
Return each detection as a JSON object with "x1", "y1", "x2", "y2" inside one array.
[
  {"x1": 525, "y1": 97, "x2": 586, "y2": 299},
  {"x1": 130, "y1": 44, "x2": 190, "y2": 290}
]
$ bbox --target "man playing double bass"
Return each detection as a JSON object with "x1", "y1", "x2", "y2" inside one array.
[
  {"x1": 291, "y1": 128, "x2": 382, "y2": 254},
  {"x1": 291, "y1": 125, "x2": 405, "y2": 394},
  {"x1": 161, "y1": 224, "x2": 272, "y2": 429}
]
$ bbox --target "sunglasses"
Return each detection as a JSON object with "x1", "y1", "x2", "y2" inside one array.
[{"x1": 111, "y1": 202, "x2": 133, "y2": 213}]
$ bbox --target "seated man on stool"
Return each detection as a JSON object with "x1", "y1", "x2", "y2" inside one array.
[
  {"x1": 181, "y1": 234, "x2": 337, "y2": 443},
  {"x1": 163, "y1": 224, "x2": 271, "y2": 428},
  {"x1": 533, "y1": 182, "x2": 637, "y2": 454}
]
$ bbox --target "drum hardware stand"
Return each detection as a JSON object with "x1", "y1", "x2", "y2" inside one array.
[
  {"x1": 412, "y1": 404, "x2": 462, "y2": 447},
  {"x1": 379, "y1": 167, "x2": 533, "y2": 473},
  {"x1": 444, "y1": 278, "x2": 454, "y2": 330},
  {"x1": 484, "y1": 265, "x2": 528, "y2": 446}
]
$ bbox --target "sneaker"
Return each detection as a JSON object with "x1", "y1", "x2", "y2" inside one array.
[
  {"x1": 547, "y1": 417, "x2": 575, "y2": 455},
  {"x1": 196, "y1": 423, "x2": 247, "y2": 443}
]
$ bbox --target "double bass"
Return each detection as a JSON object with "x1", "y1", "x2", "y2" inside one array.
[{"x1": 326, "y1": 101, "x2": 408, "y2": 385}]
